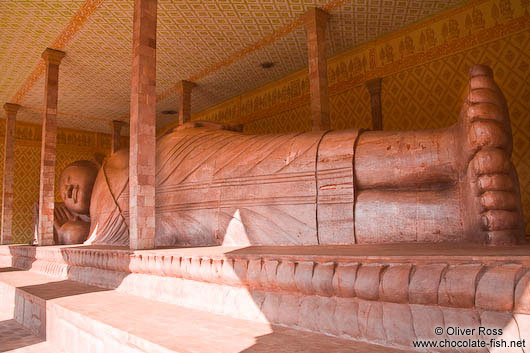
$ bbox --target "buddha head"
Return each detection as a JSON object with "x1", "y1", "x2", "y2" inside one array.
[{"x1": 58, "y1": 160, "x2": 100, "y2": 215}]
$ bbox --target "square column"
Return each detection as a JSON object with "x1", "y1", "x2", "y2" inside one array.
[
  {"x1": 129, "y1": 0, "x2": 157, "y2": 250},
  {"x1": 38, "y1": 48, "x2": 65, "y2": 246},
  {"x1": 176, "y1": 80, "x2": 196, "y2": 125},
  {"x1": 110, "y1": 120, "x2": 127, "y2": 153},
  {"x1": 1, "y1": 103, "x2": 20, "y2": 245},
  {"x1": 303, "y1": 8, "x2": 330, "y2": 131},
  {"x1": 366, "y1": 78, "x2": 383, "y2": 130}
]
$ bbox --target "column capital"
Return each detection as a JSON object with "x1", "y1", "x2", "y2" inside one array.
[
  {"x1": 110, "y1": 120, "x2": 128, "y2": 129},
  {"x1": 41, "y1": 48, "x2": 66, "y2": 66},
  {"x1": 176, "y1": 80, "x2": 197, "y2": 92},
  {"x1": 3, "y1": 103, "x2": 21, "y2": 114},
  {"x1": 366, "y1": 78, "x2": 382, "y2": 95},
  {"x1": 302, "y1": 7, "x2": 329, "y2": 29}
]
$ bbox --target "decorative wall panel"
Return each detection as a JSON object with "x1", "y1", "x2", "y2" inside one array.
[
  {"x1": 330, "y1": 84, "x2": 371, "y2": 130},
  {"x1": 12, "y1": 144, "x2": 40, "y2": 244}
]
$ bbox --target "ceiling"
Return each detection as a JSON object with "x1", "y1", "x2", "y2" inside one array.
[{"x1": 0, "y1": 0, "x2": 465, "y2": 135}]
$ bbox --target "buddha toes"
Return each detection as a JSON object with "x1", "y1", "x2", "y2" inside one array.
[{"x1": 459, "y1": 64, "x2": 525, "y2": 244}]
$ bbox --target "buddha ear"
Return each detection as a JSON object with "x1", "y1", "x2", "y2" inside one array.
[
  {"x1": 72, "y1": 185, "x2": 79, "y2": 203},
  {"x1": 67, "y1": 185, "x2": 74, "y2": 199}
]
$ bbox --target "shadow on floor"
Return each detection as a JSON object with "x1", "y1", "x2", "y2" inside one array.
[
  {"x1": 0, "y1": 319, "x2": 44, "y2": 352},
  {"x1": 0, "y1": 267, "x2": 22, "y2": 273},
  {"x1": 16, "y1": 280, "x2": 110, "y2": 301}
]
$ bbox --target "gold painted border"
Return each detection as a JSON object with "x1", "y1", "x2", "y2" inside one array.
[{"x1": 22, "y1": 106, "x2": 111, "y2": 124}]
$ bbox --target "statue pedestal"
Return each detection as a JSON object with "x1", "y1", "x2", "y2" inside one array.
[{"x1": 1, "y1": 243, "x2": 529, "y2": 351}]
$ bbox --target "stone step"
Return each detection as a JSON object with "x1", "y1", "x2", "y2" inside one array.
[{"x1": 0, "y1": 267, "x2": 407, "y2": 353}]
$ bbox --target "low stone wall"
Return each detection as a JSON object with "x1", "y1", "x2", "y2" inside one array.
[{"x1": 1, "y1": 245, "x2": 530, "y2": 351}]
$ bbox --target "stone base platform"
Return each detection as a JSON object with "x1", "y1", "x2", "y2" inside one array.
[
  {"x1": 1, "y1": 243, "x2": 530, "y2": 352},
  {"x1": 0, "y1": 268, "x2": 405, "y2": 353}
]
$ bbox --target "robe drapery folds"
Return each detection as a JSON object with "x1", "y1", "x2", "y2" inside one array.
[{"x1": 85, "y1": 126, "x2": 360, "y2": 246}]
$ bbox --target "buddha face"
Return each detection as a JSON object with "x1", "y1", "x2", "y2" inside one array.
[{"x1": 59, "y1": 160, "x2": 99, "y2": 215}]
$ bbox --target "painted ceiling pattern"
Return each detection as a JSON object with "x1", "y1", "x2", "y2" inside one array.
[{"x1": 0, "y1": 0, "x2": 463, "y2": 134}]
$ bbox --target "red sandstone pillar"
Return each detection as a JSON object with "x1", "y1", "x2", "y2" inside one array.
[
  {"x1": 177, "y1": 80, "x2": 196, "y2": 125},
  {"x1": 303, "y1": 8, "x2": 330, "y2": 131},
  {"x1": 38, "y1": 48, "x2": 65, "y2": 246},
  {"x1": 366, "y1": 78, "x2": 383, "y2": 130},
  {"x1": 129, "y1": 0, "x2": 157, "y2": 250},
  {"x1": 1, "y1": 103, "x2": 20, "y2": 245},
  {"x1": 110, "y1": 120, "x2": 127, "y2": 153}
]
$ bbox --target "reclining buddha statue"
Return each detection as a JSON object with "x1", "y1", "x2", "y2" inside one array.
[{"x1": 54, "y1": 65, "x2": 526, "y2": 246}]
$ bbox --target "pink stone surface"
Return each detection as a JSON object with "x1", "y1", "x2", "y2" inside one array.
[
  {"x1": 278, "y1": 293, "x2": 300, "y2": 327},
  {"x1": 294, "y1": 261, "x2": 314, "y2": 295},
  {"x1": 408, "y1": 263, "x2": 446, "y2": 305},
  {"x1": 335, "y1": 297, "x2": 360, "y2": 338},
  {"x1": 128, "y1": 0, "x2": 157, "y2": 250},
  {"x1": 480, "y1": 311, "x2": 523, "y2": 353},
  {"x1": 380, "y1": 264, "x2": 411, "y2": 303},
  {"x1": 438, "y1": 264, "x2": 482, "y2": 308},
  {"x1": 1, "y1": 103, "x2": 20, "y2": 245},
  {"x1": 316, "y1": 296, "x2": 338, "y2": 336},
  {"x1": 476, "y1": 264, "x2": 522, "y2": 311},
  {"x1": 514, "y1": 313, "x2": 530, "y2": 353},
  {"x1": 176, "y1": 80, "x2": 195, "y2": 125},
  {"x1": 409, "y1": 304, "x2": 445, "y2": 340},
  {"x1": 358, "y1": 300, "x2": 386, "y2": 343},
  {"x1": 515, "y1": 270, "x2": 530, "y2": 314},
  {"x1": 303, "y1": 8, "x2": 330, "y2": 131},
  {"x1": 440, "y1": 306, "x2": 481, "y2": 341},
  {"x1": 312, "y1": 261, "x2": 334, "y2": 296},
  {"x1": 276, "y1": 260, "x2": 296, "y2": 291},
  {"x1": 332, "y1": 262, "x2": 358, "y2": 297},
  {"x1": 316, "y1": 130, "x2": 356, "y2": 244},
  {"x1": 38, "y1": 49, "x2": 65, "y2": 246},
  {"x1": 298, "y1": 295, "x2": 319, "y2": 332},
  {"x1": 355, "y1": 264, "x2": 385, "y2": 301},
  {"x1": 382, "y1": 302, "x2": 415, "y2": 346}
]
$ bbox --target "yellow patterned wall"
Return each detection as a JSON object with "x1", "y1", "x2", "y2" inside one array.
[
  {"x1": 243, "y1": 104, "x2": 312, "y2": 134},
  {"x1": 0, "y1": 120, "x2": 115, "y2": 244},
  {"x1": 167, "y1": 0, "x2": 530, "y2": 233},
  {"x1": 330, "y1": 84, "x2": 372, "y2": 130}
]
